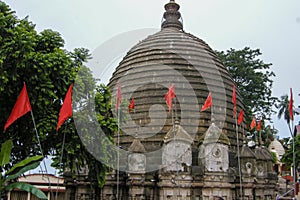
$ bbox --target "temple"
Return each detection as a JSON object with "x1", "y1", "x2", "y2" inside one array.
[{"x1": 65, "y1": 1, "x2": 277, "y2": 199}]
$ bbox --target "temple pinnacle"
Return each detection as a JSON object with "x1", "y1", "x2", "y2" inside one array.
[{"x1": 161, "y1": 0, "x2": 183, "y2": 30}]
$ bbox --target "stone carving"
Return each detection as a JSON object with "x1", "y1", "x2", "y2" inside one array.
[
  {"x1": 162, "y1": 141, "x2": 192, "y2": 172},
  {"x1": 128, "y1": 153, "x2": 146, "y2": 173}
]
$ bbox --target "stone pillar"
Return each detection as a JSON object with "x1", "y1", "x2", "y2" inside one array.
[
  {"x1": 198, "y1": 123, "x2": 233, "y2": 200},
  {"x1": 101, "y1": 170, "x2": 117, "y2": 200},
  {"x1": 63, "y1": 170, "x2": 76, "y2": 200},
  {"x1": 127, "y1": 139, "x2": 147, "y2": 199},
  {"x1": 239, "y1": 141, "x2": 256, "y2": 199},
  {"x1": 158, "y1": 172, "x2": 193, "y2": 200},
  {"x1": 253, "y1": 146, "x2": 268, "y2": 199},
  {"x1": 261, "y1": 146, "x2": 277, "y2": 199},
  {"x1": 74, "y1": 166, "x2": 97, "y2": 199},
  {"x1": 127, "y1": 153, "x2": 146, "y2": 199},
  {"x1": 159, "y1": 122, "x2": 193, "y2": 199}
]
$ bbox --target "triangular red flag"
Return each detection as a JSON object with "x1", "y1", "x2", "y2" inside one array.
[
  {"x1": 237, "y1": 110, "x2": 244, "y2": 125},
  {"x1": 256, "y1": 118, "x2": 262, "y2": 131},
  {"x1": 232, "y1": 84, "x2": 237, "y2": 118},
  {"x1": 250, "y1": 117, "x2": 256, "y2": 130},
  {"x1": 165, "y1": 84, "x2": 176, "y2": 112},
  {"x1": 201, "y1": 92, "x2": 213, "y2": 112},
  {"x1": 56, "y1": 84, "x2": 73, "y2": 132},
  {"x1": 289, "y1": 88, "x2": 294, "y2": 121},
  {"x1": 4, "y1": 82, "x2": 32, "y2": 132},
  {"x1": 116, "y1": 82, "x2": 122, "y2": 112},
  {"x1": 128, "y1": 98, "x2": 135, "y2": 113}
]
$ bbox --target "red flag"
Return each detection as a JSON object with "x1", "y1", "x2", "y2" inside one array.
[
  {"x1": 289, "y1": 88, "x2": 294, "y2": 121},
  {"x1": 56, "y1": 84, "x2": 73, "y2": 132},
  {"x1": 116, "y1": 82, "x2": 122, "y2": 112},
  {"x1": 237, "y1": 110, "x2": 244, "y2": 125},
  {"x1": 256, "y1": 118, "x2": 262, "y2": 131},
  {"x1": 165, "y1": 84, "x2": 176, "y2": 112},
  {"x1": 4, "y1": 83, "x2": 32, "y2": 132},
  {"x1": 128, "y1": 98, "x2": 135, "y2": 112},
  {"x1": 250, "y1": 117, "x2": 256, "y2": 130},
  {"x1": 201, "y1": 92, "x2": 213, "y2": 112},
  {"x1": 232, "y1": 84, "x2": 237, "y2": 118}
]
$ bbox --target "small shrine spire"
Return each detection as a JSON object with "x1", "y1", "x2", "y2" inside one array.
[{"x1": 161, "y1": 0, "x2": 183, "y2": 30}]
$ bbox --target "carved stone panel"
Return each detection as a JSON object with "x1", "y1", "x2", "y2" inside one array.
[
  {"x1": 204, "y1": 143, "x2": 229, "y2": 172},
  {"x1": 128, "y1": 153, "x2": 146, "y2": 173},
  {"x1": 162, "y1": 141, "x2": 192, "y2": 172}
]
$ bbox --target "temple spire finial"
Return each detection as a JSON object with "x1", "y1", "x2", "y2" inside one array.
[{"x1": 161, "y1": 0, "x2": 183, "y2": 30}]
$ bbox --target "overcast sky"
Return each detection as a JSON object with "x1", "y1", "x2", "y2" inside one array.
[{"x1": 5, "y1": 0, "x2": 300, "y2": 138}]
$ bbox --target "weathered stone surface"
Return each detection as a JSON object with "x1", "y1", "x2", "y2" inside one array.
[
  {"x1": 162, "y1": 140, "x2": 192, "y2": 172},
  {"x1": 128, "y1": 138, "x2": 146, "y2": 153},
  {"x1": 128, "y1": 153, "x2": 146, "y2": 173},
  {"x1": 97, "y1": 1, "x2": 278, "y2": 199}
]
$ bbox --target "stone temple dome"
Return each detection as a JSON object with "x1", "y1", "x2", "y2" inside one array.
[
  {"x1": 268, "y1": 138, "x2": 285, "y2": 160},
  {"x1": 93, "y1": 1, "x2": 278, "y2": 199},
  {"x1": 107, "y1": 0, "x2": 243, "y2": 170}
]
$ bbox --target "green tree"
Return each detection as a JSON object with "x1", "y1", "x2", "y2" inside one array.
[
  {"x1": 215, "y1": 47, "x2": 277, "y2": 124},
  {"x1": 277, "y1": 94, "x2": 297, "y2": 176},
  {"x1": 281, "y1": 135, "x2": 300, "y2": 168},
  {"x1": 0, "y1": 140, "x2": 47, "y2": 199},
  {"x1": 279, "y1": 137, "x2": 291, "y2": 151},
  {"x1": 51, "y1": 69, "x2": 117, "y2": 189},
  {"x1": 260, "y1": 125, "x2": 277, "y2": 147},
  {"x1": 0, "y1": 1, "x2": 116, "y2": 191},
  {"x1": 0, "y1": 1, "x2": 78, "y2": 163},
  {"x1": 276, "y1": 94, "x2": 293, "y2": 134}
]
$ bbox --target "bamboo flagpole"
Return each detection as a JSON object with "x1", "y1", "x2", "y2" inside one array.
[
  {"x1": 165, "y1": 84, "x2": 181, "y2": 196},
  {"x1": 232, "y1": 85, "x2": 243, "y2": 199},
  {"x1": 116, "y1": 107, "x2": 121, "y2": 200},
  {"x1": 55, "y1": 84, "x2": 73, "y2": 200},
  {"x1": 116, "y1": 81, "x2": 122, "y2": 200},
  {"x1": 30, "y1": 110, "x2": 54, "y2": 197},
  {"x1": 289, "y1": 88, "x2": 296, "y2": 197},
  {"x1": 174, "y1": 93, "x2": 181, "y2": 197},
  {"x1": 55, "y1": 130, "x2": 66, "y2": 200},
  {"x1": 235, "y1": 116, "x2": 243, "y2": 199},
  {"x1": 292, "y1": 120, "x2": 296, "y2": 195}
]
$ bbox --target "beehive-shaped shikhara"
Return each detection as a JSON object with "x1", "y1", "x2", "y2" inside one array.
[{"x1": 108, "y1": 0, "x2": 243, "y2": 160}]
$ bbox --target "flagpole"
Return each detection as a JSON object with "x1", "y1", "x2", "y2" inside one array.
[
  {"x1": 173, "y1": 97, "x2": 181, "y2": 197},
  {"x1": 55, "y1": 130, "x2": 66, "y2": 200},
  {"x1": 291, "y1": 119, "x2": 296, "y2": 196},
  {"x1": 259, "y1": 123, "x2": 262, "y2": 145},
  {"x1": 172, "y1": 96, "x2": 175, "y2": 191},
  {"x1": 30, "y1": 110, "x2": 53, "y2": 197},
  {"x1": 235, "y1": 115, "x2": 243, "y2": 199},
  {"x1": 116, "y1": 106, "x2": 120, "y2": 200},
  {"x1": 232, "y1": 85, "x2": 242, "y2": 198},
  {"x1": 288, "y1": 88, "x2": 296, "y2": 197}
]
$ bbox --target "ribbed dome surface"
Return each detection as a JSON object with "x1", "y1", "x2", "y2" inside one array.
[
  {"x1": 268, "y1": 138, "x2": 285, "y2": 160},
  {"x1": 108, "y1": 27, "x2": 243, "y2": 149},
  {"x1": 107, "y1": 1, "x2": 244, "y2": 159}
]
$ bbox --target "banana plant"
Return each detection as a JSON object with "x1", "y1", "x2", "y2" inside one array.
[{"x1": 0, "y1": 140, "x2": 47, "y2": 199}]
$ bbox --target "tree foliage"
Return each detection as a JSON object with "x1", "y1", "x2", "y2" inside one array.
[
  {"x1": 276, "y1": 94, "x2": 294, "y2": 135},
  {"x1": 0, "y1": 1, "x2": 78, "y2": 162},
  {"x1": 51, "y1": 79, "x2": 117, "y2": 187},
  {"x1": 281, "y1": 135, "x2": 300, "y2": 168},
  {"x1": 260, "y1": 124, "x2": 277, "y2": 147},
  {"x1": 0, "y1": 140, "x2": 47, "y2": 199},
  {"x1": 215, "y1": 47, "x2": 277, "y2": 124},
  {"x1": 278, "y1": 137, "x2": 291, "y2": 151},
  {"x1": 0, "y1": 1, "x2": 116, "y2": 189}
]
